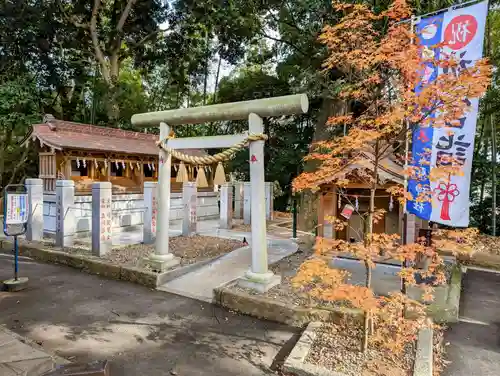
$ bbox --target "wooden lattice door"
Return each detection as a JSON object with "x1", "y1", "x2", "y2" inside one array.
[{"x1": 39, "y1": 152, "x2": 56, "y2": 191}]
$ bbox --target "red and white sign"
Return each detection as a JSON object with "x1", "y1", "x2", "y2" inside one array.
[{"x1": 340, "y1": 204, "x2": 354, "y2": 220}]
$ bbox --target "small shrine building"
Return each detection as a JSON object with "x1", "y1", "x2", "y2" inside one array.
[
  {"x1": 24, "y1": 115, "x2": 214, "y2": 194},
  {"x1": 317, "y1": 149, "x2": 425, "y2": 242}
]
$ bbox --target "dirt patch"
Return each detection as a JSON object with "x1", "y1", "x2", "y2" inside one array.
[{"x1": 307, "y1": 322, "x2": 414, "y2": 376}]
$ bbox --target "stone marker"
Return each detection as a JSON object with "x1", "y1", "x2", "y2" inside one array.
[
  {"x1": 233, "y1": 182, "x2": 244, "y2": 219},
  {"x1": 55, "y1": 180, "x2": 75, "y2": 247},
  {"x1": 243, "y1": 182, "x2": 251, "y2": 225},
  {"x1": 92, "y1": 182, "x2": 112, "y2": 257},
  {"x1": 182, "y1": 181, "x2": 197, "y2": 236},
  {"x1": 143, "y1": 181, "x2": 158, "y2": 244},
  {"x1": 220, "y1": 183, "x2": 233, "y2": 229},
  {"x1": 25, "y1": 178, "x2": 43, "y2": 242}
]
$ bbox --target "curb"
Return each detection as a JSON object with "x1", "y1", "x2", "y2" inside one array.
[
  {"x1": 0, "y1": 240, "x2": 221, "y2": 290},
  {"x1": 413, "y1": 326, "x2": 433, "y2": 376},
  {"x1": 0, "y1": 325, "x2": 70, "y2": 367},
  {"x1": 213, "y1": 286, "x2": 363, "y2": 328}
]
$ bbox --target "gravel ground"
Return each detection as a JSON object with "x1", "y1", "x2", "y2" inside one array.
[
  {"x1": 38, "y1": 235, "x2": 243, "y2": 271},
  {"x1": 231, "y1": 240, "x2": 342, "y2": 309},
  {"x1": 307, "y1": 322, "x2": 414, "y2": 376},
  {"x1": 109, "y1": 235, "x2": 243, "y2": 267}
]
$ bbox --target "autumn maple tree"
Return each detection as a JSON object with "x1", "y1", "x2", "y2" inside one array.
[{"x1": 292, "y1": 0, "x2": 490, "y2": 354}]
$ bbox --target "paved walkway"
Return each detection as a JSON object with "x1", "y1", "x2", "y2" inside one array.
[
  {"x1": 0, "y1": 327, "x2": 57, "y2": 375},
  {"x1": 158, "y1": 230, "x2": 299, "y2": 302},
  {"x1": 443, "y1": 268, "x2": 500, "y2": 376},
  {"x1": 0, "y1": 255, "x2": 297, "y2": 376}
]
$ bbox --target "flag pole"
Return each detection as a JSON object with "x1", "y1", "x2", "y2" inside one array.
[{"x1": 401, "y1": 14, "x2": 417, "y2": 295}]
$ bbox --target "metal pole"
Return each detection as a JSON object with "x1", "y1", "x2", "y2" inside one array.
[
  {"x1": 401, "y1": 14, "x2": 417, "y2": 295},
  {"x1": 14, "y1": 236, "x2": 18, "y2": 281},
  {"x1": 292, "y1": 197, "x2": 298, "y2": 239}
]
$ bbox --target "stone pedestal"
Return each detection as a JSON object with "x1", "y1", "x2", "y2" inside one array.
[
  {"x1": 182, "y1": 182, "x2": 197, "y2": 236},
  {"x1": 3, "y1": 277, "x2": 29, "y2": 292},
  {"x1": 25, "y1": 178, "x2": 43, "y2": 242},
  {"x1": 243, "y1": 182, "x2": 251, "y2": 225},
  {"x1": 234, "y1": 182, "x2": 244, "y2": 219},
  {"x1": 219, "y1": 183, "x2": 233, "y2": 229},
  {"x1": 55, "y1": 180, "x2": 75, "y2": 248},
  {"x1": 143, "y1": 181, "x2": 158, "y2": 244},
  {"x1": 92, "y1": 182, "x2": 112, "y2": 257},
  {"x1": 238, "y1": 270, "x2": 281, "y2": 293},
  {"x1": 237, "y1": 113, "x2": 280, "y2": 292},
  {"x1": 265, "y1": 182, "x2": 274, "y2": 221}
]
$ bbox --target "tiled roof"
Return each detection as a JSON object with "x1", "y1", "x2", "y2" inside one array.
[{"x1": 29, "y1": 119, "x2": 206, "y2": 157}]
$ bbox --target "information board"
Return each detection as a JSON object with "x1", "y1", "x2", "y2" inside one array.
[{"x1": 5, "y1": 194, "x2": 28, "y2": 225}]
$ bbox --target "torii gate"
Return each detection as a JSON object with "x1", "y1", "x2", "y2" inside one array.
[{"x1": 131, "y1": 94, "x2": 308, "y2": 291}]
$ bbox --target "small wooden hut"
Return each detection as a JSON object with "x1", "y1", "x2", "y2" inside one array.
[
  {"x1": 24, "y1": 115, "x2": 213, "y2": 194},
  {"x1": 317, "y1": 149, "x2": 422, "y2": 242}
]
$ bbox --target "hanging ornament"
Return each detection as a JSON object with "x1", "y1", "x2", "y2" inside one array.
[
  {"x1": 129, "y1": 161, "x2": 134, "y2": 170},
  {"x1": 176, "y1": 162, "x2": 189, "y2": 183},
  {"x1": 147, "y1": 163, "x2": 151, "y2": 171},
  {"x1": 121, "y1": 160, "x2": 126, "y2": 169},
  {"x1": 82, "y1": 159, "x2": 86, "y2": 168},
  {"x1": 338, "y1": 193, "x2": 341, "y2": 209},
  {"x1": 115, "y1": 161, "x2": 119, "y2": 169},
  {"x1": 213, "y1": 162, "x2": 226, "y2": 185},
  {"x1": 196, "y1": 166, "x2": 208, "y2": 188},
  {"x1": 76, "y1": 158, "x2": 80, "y2": 168},
  {"x1": 152, "y1": 163, "x2": 155, "y2": 171},
  {"x1": 136, "y1": 161, "x2": 140, "y2": 170},
  {"x1": 94, "y1": 159, "x2": 98, "y2": 168},
  {"x1": 104, "y1": 159, "x2": 108, "y2": 168},
  {"x1": 355, "y1": 196, "x2": 359, "y2": 211},
  {"x1": 389, "y1": 195, "x2": 394, "y2": 212}
]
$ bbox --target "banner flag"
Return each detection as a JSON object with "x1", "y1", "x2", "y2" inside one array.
[{"x1": 407, "y1": 0, "x2": 488, "y2": 227}]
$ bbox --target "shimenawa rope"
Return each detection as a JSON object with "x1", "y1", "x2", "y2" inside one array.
[{"x1": 156, "y1": 133, "x2": 268, "y2": 165}]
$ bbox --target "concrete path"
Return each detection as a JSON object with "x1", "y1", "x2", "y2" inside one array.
[
  {"x1": 158, "y1": 230, "x2": 299, "y2": 302},
  {"x1": 0, "y1": 255, "x2": 298, "y2": 376},
  {"x1": 443, "y1": 268, "x2": 500, "y2": 376},
  {"x1": 0, "y1": 327, "x2": 56, "y2": 375}
]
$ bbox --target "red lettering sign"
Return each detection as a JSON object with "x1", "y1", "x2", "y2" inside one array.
[{"x1": 444, "y1": 15, "x2": 477, "y2": 50}]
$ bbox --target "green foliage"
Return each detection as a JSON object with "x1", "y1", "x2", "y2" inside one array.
[
  {"x1": 217, "y1": 69, "x2": 315, "y2": 210},
  {"x1": 0, "y1": 76, "x2": 42, "y2": 189}
]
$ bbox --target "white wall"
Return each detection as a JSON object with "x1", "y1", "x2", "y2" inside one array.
[{"x1": 43, "y1": 191, "x2": 219, "y2": 236}]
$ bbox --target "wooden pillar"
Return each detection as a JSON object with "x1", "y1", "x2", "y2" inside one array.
[
  {"x1": 318, "y1": 191, "x2": 325, "y2": 237},
  {"x1": 332, "y1": 186, "x2": 338, "y2": 239},
  {"x1": 64, "y1": 158, "x2": 72, "y2": 179},
  {"x1": 106, "y1": 158, "x2": 111, "y2": 182}
]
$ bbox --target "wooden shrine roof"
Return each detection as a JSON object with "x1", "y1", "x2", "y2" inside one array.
[
  {"x1": 318, "y1": 149, "x2": 404, "y2": 187},
  {"x1": 26, "y1": 115, "x2": 207, "y2": 157}
]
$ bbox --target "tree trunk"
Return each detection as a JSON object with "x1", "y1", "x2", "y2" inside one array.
[
  {"x1": 362, "y1": 139, "x2": 380, "y2": 352},
  {"x1": 299, "y1": 97, "x2": 346, "y2": 232}
]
